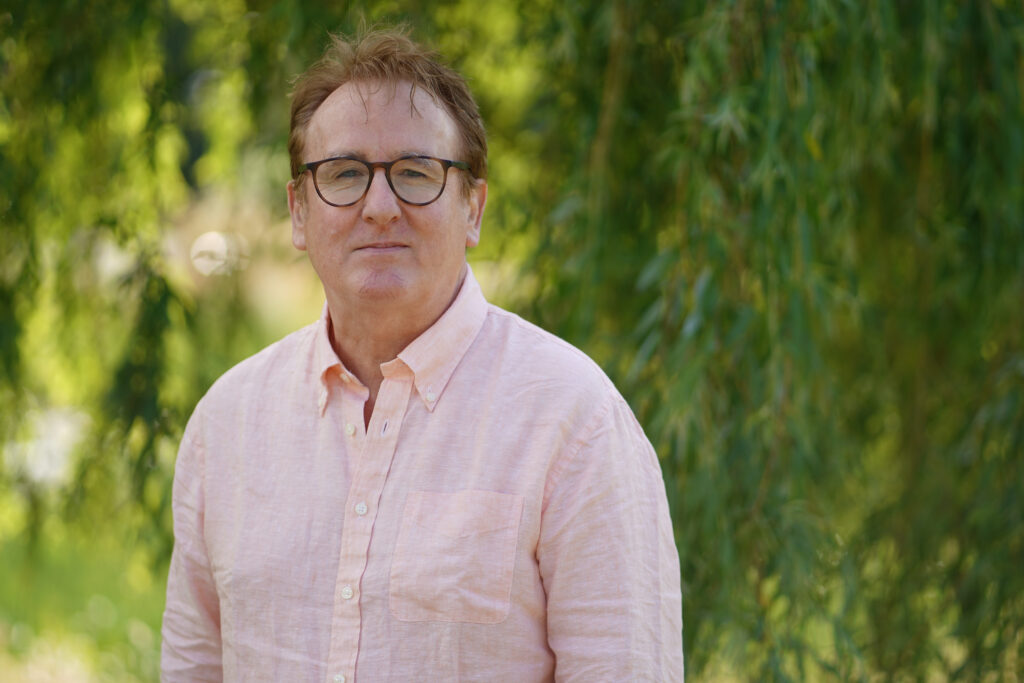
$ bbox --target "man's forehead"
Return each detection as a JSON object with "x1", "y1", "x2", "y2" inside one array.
[
  {"x1": 318, "y1": 79, "x2": 438, "y2": 124},
  {"x1": 305, "y1": 79, "x2": 457, "y2": 156}
]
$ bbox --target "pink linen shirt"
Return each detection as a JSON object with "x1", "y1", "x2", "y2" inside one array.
[{"x1": 161, "y1": 268, "x2": 684, "y2": 682}]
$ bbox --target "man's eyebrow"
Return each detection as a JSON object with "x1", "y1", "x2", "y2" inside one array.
[
  {"x1": 322, "y1": 149, "x2": 361, "y2": 159},
  {"x1": 323, "y1": 149, "x2": 433, "y2": 160}
]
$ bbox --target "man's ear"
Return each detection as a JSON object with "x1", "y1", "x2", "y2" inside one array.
[
  {"x1": 464, "y1": 179, "x2": 487, "y2": 248},
  {"x1": 288, "y1": 180, "x2": 308, "y2": 251}
]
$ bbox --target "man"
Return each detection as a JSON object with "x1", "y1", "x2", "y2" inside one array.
[{"x1": 161, "y1": 28, "x2": 683, "y2": 682}]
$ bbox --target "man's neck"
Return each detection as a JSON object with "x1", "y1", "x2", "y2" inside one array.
[
  {"x1": 331, "y1": 313, "x2": 414, "y2": 398},
  {"x1": 325, "y1": 266, "x2": 467, "y2": 420}
]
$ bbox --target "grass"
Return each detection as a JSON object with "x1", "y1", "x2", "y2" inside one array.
[{"x1": 0, "y1": 520, "x2": 166, "y2": 682}]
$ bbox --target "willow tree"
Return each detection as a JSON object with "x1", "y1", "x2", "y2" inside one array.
[{"x1": 515, "y1": 0, "x2": 1024, "y2": 679}]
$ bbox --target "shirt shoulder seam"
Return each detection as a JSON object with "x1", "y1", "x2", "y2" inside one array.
[{"x1": 541, "y1": 394, "x2": 615, "y2": 512}]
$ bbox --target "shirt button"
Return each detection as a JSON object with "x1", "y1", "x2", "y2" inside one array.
[
  {"x1": 341, "y1": 585, "x2": 354, "y2": 600},
  {"x1": 334, "y1": 675, "x2": 346, "y2": 683},
  {"x1": 344, "y1": 422, "x2": 355, "y2": 436},
  {"x1": 355, "y1": 502, "x2": 368, "y2": 516},
  {"x1": 426, "y1": 390, "x2": 437, "y2": 402}
]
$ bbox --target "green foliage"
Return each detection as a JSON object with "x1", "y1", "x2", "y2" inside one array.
[
  {"x1": 1, "y1": 0, "x2": 1022, "y2": 680},
  {"x1": 517, "y1": 1, "x2": 1024, "y2": 678}
]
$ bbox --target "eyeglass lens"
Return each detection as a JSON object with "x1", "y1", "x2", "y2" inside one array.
[{"x1": 314, "y1": 157, "x2": 448, "y2": 206}]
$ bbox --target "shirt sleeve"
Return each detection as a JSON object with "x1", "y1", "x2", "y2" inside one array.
[
  {"x1": 161, "y1": 423, "x2": 224, "y2": 682},
  {"x1": 538, "y1": 396, "x2": 684, "y2": 682}
]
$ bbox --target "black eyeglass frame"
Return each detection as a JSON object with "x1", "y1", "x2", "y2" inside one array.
[{"x1": 299, "y1": 155, "x2": 473, "y2": 207}]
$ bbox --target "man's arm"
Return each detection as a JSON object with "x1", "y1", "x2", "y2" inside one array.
[
  {"x1": 161, "y1": 428, "x2": 223, "y2": 682},
  {"x1": 538, "y1": 396, "x2": 684, "y2": 681}
]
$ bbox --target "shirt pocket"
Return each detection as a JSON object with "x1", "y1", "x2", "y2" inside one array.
[{"x1": 389, "y1": 489, "x2": 524, "y2": 624}]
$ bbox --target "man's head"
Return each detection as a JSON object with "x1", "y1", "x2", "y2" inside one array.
[
  {"x1": 286, "y1": 28, "x2": 488, "y2": 333},
  {"x1": 289, "y1": 28, "x2": 487, "y2": 196}
]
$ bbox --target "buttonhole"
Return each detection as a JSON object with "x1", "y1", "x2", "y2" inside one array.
[{"x1": 381, "y1": 419, "x2": 389, "y2": 436}]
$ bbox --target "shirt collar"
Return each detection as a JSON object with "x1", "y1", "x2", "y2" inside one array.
[
  {"x1": 313, "y1": 265, "x2": 489, "y2": 413},
  {"x1": 397, "y1": 265, "x2": 489, "y2": 411},
  {"x1": 313, "y1": 303, "x2": 355, "y2": 415}
]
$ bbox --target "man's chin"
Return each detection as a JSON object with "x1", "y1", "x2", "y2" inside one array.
[{"x1": 355, "y1": 271, "x2": 411, "y2": 300}]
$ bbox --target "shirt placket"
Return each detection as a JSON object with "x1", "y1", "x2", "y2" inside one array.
[{"x1": 325, "y1": 366, "x2": 413, "y2": 683}]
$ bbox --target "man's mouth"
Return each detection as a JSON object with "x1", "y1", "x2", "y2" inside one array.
[{"x1": 357, "y1": 242, "x2": 407, "y2": 251}]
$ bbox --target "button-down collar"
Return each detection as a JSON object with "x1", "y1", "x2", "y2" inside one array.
[
  {"x1": 398, "y1": 267, "x2": 488, "y2": 411},
  {"x1": 313, "y1": 266, "x2": 489, "y2": 415}
]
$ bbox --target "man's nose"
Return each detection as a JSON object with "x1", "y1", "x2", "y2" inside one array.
[{"x1": 360, "y1": 168, "x2": 401, "y2": 224}]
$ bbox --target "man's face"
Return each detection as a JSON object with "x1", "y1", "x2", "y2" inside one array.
[{"x1": 288, "y1": 80, "x2": 486, "y2": 320}]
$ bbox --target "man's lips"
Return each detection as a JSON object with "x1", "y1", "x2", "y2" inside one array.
[{"x1": 356, "y1": 242, "x2": 408, "y2": 251}]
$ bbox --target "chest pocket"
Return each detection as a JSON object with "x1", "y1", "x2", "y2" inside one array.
[{"x1": 389, "y1": 489, "x2": 524, "y2": 623}]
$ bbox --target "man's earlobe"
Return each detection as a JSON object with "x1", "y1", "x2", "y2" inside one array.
[
  {"x1": 465, "y1": 180, "x2": 487, "y2": 248},
  {"x1": 288, "y1": 180, "x2": 308, "y2": 252}
]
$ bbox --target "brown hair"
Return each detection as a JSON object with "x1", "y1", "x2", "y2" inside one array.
[{"x1": 288, "y1": 27, "x2": 487, "y2": 194}]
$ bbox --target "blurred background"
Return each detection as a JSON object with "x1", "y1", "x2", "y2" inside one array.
[{"x1": 2, "y1": 0, "x2": 1023, "y2": 680}]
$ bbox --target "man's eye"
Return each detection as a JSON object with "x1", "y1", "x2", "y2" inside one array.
[
  {"x1": 397, "y1": 168, "x2": 427, "y2": 179},
  {"x1": 335, "y1": 168, "x2": 364, "y2": 179}
]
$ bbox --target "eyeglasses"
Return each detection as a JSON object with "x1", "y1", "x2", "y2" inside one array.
[{"x1": 300, "y1": 155, "x2": 472, "y2": 207}]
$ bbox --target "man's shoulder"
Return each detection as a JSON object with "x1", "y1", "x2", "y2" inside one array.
[
  {"x1": 478, "y1": 303, "x2": 654, "y2": 460},
  {"x1": 479, "y1": 304, "x2": 619, "y2": 398}
]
